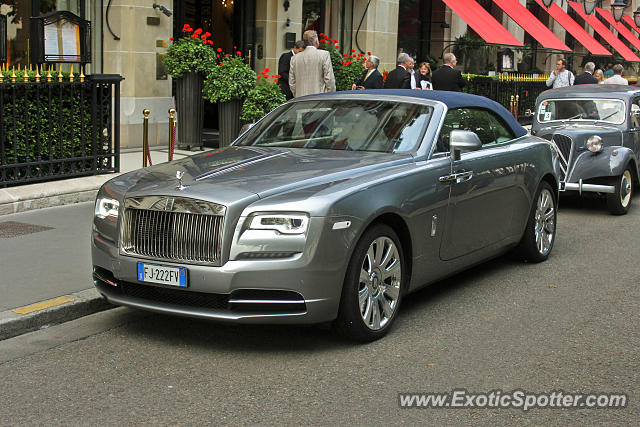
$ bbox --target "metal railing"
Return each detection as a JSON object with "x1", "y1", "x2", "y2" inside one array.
[
  {"x1": 0, "y1": 72, "x2": 123, "y2": 187},
  {"x1": 463, "y1": 74, "x2": 549, "y2": 124}
]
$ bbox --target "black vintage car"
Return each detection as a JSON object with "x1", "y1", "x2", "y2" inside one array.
[{"x1": 532, "y1": 85, "x2": 640, "y2": 214}]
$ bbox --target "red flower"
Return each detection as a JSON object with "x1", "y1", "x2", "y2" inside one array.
[
  {"x1": 257, "y1": 74, "x2": 261, "y2": 79},
  {"x1": 182, "y1": 24, "x2": 193, "y2": 32},
  {"x1": 275, "y1": 74, "x2": 281, "y2": 78},
  {"x1": 192, "y1": 34, "x2": 198, "y2": 39},
  {"x1": 208, "y1": 40, "x2": 214, "y2": 45},
  {"x1": 201, "y1": 35, "x2": 207, "y2": 40},
  {"x1": 367, "y1": 51, "x2": 372, "y2": 55},
  {"x1": 219, "y1": 63, "x2": 224, "y2": 66},
  {"x1": 343, "y1": 54, "x2": 347, "y2": 57},
  {"x1": 234, "y1": 45, "x2": 237, "y2": 49},
  {"x1": 351, "y1": 49, "x2": 355, "y2": 52},
  {"x1": 194, "y1": 28, "x2": 203, "y2": 35},
  {"x1": 335, "y1": 45, "x2": 339, "y2": 49},
  {"x1": 236, "y1": 51, "x2": 242, "y2": 55},
  {"x1": 225, "y1": 53, "x2": 229, "y2": 57},
  {"x1": 274, "y1": 78, "x2": 279, "y2": 83},
  {"x1": 204, "y1": 32, "x2": 211, "y2": 37},
  {"x1": 169, "y1": 37, "x2": 174, "y2": 41},
  {"x1": 217, "y1": 48, "x2": 222, "y2": 52},
  {"x1": 216, "y1": 54, "x2": 220, "y2": 57},
  {"x1": 263, "y1": 68, "x2": 270, "y2": 73}
]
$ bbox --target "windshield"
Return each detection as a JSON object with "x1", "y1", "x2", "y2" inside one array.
[
  {"x1": 236, "y1": 100, "x2": 433, "y2": 153},
  {"x1": 537, "y1": 98, "x2": 625, "y2": 124}
]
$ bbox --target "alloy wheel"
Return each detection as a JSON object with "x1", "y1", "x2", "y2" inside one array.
[{"x1": 534, "y1": 188, "x2": 556, "y2": 256}]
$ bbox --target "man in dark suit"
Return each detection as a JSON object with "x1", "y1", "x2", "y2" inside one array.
[
  {"x1": 277, "y1": 40, "x2": 305, "y2": 99},
  {"x1": 431, "y1": 53, "x2": 467, "y2": 92},
  {"x1": 574, "y1": 62, "x2": 599, "y2": 85},
  {"x1": 383, "y1": 53, "x2": 413, "y2": 89},
  {"x1": 352, "y1": 55, "x2": 383, "y2": 90}
]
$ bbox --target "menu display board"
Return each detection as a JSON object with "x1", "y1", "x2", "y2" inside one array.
[{"x1": 30, "y1": 11, "x2": 90, "y2": 64}]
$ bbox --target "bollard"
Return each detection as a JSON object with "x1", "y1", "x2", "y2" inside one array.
[
  {"x1": 510, "y1": 95, "x2": 514, "y2": 117},
  {"x1": 515, "y1": 95, "x2": 519, "y2": 121},
  {"x1": 168, "y1": 108, "x2": 176, "y2": 162},
  {"x1": 143, "y1": 109, "x2": 150, "y2": 167}
]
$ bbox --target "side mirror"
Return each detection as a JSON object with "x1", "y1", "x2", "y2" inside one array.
[{"x1": 450, "y1": 130, "x2": 482, "y2": 161}]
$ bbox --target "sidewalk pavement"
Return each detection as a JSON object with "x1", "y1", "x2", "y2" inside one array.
[{"x1": 0, "y1": 147, "x2": 200, "y2": 340}]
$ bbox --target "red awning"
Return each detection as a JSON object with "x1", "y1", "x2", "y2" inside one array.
[
  {"x1": 596, "y1": 8, "x2": 640, "y2": 51},
  {"x1": 535, "y1": 0, "x2": 611, "y2": 55},
  {"x1": 493, "y1": 0, "x2": 570, "y2": 50},
  {"x1": 568, "y1": 1, "x2": 640, "y2": 61},
  {"x1": 622, "y1": 14, "x2": 640, "y2": 36},
  {"x1": 441, "y1": 0, "x2": 523, "y2": 46}
]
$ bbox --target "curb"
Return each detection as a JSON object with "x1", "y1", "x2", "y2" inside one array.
[
  {"x1": 0, "y1": 289, "x2": 113, "y2": 341},
  {"x1": 0, "y1": 174, "x2": 119, "y2": 216}
]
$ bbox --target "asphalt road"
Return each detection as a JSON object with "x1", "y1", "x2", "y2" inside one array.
[{"x1": 0, "y1": 196, "x2": 638, "y2": 425}]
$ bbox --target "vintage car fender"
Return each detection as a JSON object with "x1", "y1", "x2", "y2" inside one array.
[{"x1": 568, "y1": 146, "x2": 639, "y2": 182}]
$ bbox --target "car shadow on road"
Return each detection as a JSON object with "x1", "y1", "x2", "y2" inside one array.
[
  {"x1": 115, "y1": 254, "x2": 518, "y2": 352},
  {"x1": 557, "y1": 193, "x2": 610, "y2": 214}
]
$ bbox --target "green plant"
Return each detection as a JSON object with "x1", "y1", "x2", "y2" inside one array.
[
  {"x1": 453, "y1": 31, "x2": 496, "y2": 74},
  {"x1": 163, "y1": 24, "x2": 216, "y2": 78},
  {"x1": 317, "y1": 33, "x2": 368, "y2": 91},
  {"x1": 203, "y1": 54, "x2": 256, "y2": 103},
  {"x1": 241, "y1": 71, "x2": 286, "y2": 122}
]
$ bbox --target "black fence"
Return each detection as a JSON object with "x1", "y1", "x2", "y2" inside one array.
[
  {"x1": 0, "y1": 74, "x2": 122, "y2": 188},
  {"x1": 463, "y1": 75, "x2": 548, "y2": 124}
]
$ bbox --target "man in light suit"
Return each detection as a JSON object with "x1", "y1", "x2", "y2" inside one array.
[{"x1": 289, "y1": 30, "x2": 336, "y2": 98}]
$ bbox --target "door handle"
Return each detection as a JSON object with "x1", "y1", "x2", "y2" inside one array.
[{"x1": 439, "y1": 171, "x2": 473, "y2": 183}]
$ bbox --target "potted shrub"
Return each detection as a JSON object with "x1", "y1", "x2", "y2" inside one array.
[
  {"x1": 317, "y1": 33, "x2": 369, "y2": 91},
  {"x1": 203, "y1": 52, "x2": 256, "y2": 147},
  {"x1": 240, "y1": 70, "x2": 286, "y2": 123},
  {"x1": 164, "y1": 24, "x2": 216, "y2": 149}
]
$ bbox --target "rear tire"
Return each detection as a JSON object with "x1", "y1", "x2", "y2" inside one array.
[
  {"x1": 606, "y1": 168, "x2": 633, "y2": 215},
  {"x1": 515, "y1": 181, "x2": 557, "y2": 263},
  {"x1": 335, "y1": 224, "x2": 405, "y2": 342}
]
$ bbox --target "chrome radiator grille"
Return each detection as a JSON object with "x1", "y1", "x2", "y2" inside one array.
[
  {"x1": 120, "y1": 196, "x2": 225, "y2": 265},
  {"x1": 551, "y1": 134, "x2": 573, "y2": 164}
]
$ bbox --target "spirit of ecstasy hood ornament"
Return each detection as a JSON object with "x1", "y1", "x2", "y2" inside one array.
[{"x1": 175, "y1": 170, "x2": 189, "y2": 190}]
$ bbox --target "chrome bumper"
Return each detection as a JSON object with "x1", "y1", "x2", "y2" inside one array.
[{"x1": 560, "y1": 179, "x2": 615, "y2": 195}]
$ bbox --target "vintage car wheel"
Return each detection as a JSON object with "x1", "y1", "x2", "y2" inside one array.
[
  {"x1": 516, "y1": 181, "x2": 556, "y2": 263},
  {"x1": 335, "y1": 224, "x2": 404, "y2": 342},
  {"x1": 606, "y1": 168, "x2": 633, "y2": 215}
]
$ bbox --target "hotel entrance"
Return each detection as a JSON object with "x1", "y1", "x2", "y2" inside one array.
[{"x1": 172, "y1": 0, "x2": 255, "y2": 147}]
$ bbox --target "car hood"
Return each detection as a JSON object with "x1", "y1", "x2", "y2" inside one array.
[
  {"x1": 534, "y1": 125, "x2": 623, "y2": 149},
  {"x1": 119, "y1": 146, "x2": 414, "y2": 203}
]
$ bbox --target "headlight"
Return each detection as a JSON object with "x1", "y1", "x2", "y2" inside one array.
[
  {"x1": 587, "y1": 135, "x2": 603, "y2": 153},
  {"x1": 95, "y1": 197, "x2": 120, "y2": 219},
  {"x1": 248, "y1": 213, "x2": 309, "y2": 235}
]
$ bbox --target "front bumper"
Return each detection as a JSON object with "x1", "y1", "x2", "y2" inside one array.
[
  {"x1": 91, "y1": 226, "x2": 351, "y2": 325},
  {"x1": 560, "y1": 179, "x2": 615, "y2": 195}
]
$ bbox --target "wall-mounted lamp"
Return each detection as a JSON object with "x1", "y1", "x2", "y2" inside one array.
[
  {"x1": 153, "y1": 3, "x2": 173, "y2": 17},
  {"x1": 611, "y1": 0, "x2": 628, "y2": 22},
  {"x1": 541, "y1": 0, "x2": 553, "y2": 8},
  {"x1": 581, "y1": 0, "x2": 598, "y2": 15},
  {"x1": 284, "y1": 0, "x2": 290, "y2": 12},
  {"x1": 634, "y1": 6, "x2": 640, "y2": 27}
]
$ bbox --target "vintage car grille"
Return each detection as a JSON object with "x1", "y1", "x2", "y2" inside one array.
[
  {"x1": 541, "y1": 133, "x2": 574, "y2": 179},
  {"x1": 120, "y1": 196, "x2": 226, "y2": 265}
]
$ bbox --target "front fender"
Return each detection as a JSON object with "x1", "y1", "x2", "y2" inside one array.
[{"x1": 568, "y1": 146, "x2": 637, "y2": 182}]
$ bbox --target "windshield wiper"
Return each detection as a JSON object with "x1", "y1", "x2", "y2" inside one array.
[
  {"x1": 594, "y1": 111, "x2": 618, "y2": 124},
  {"x1": 562, "y1": 113, "x2": 583, "y2": 124}
]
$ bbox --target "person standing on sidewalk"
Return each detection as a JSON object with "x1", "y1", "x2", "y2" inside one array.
[
  {"x1": 431, "y1": 53, "x2": 466, "y2": 92},
  {"x1": 289, "y1": 30, "x2": 336, "y2": 98},
  {"x1": 601, "y1": 64, "x2": 628, "y2": 85},
  {"x1": 383, "y1": 53, "x2": 413, "y2": 89},
  {"x1": 574, "y1": 62, "x2": 598, "y2": 85},
  {"x1": 277, "y1": 40, "x2": 305, "y2": 100},
  {"x1": 546, "y1": 58, "x2": 574, "y2": 88}
]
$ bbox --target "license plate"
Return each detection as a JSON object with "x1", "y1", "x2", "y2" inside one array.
[{"x1": 137, "y1": 263, "x2": 188, "y2": 287}]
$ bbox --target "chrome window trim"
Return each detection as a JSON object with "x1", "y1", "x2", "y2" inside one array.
[{"x1": 537, "y1": 98, "x2": 627, "y2": 125}]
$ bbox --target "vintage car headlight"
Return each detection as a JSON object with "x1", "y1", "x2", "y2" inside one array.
[
  {"x1": 587, "y1": 135, "x2": 603, "y2": 153},
  {"x1": 95, "y1": 197, "x2": 120, "y2": 219},
  {"x1": 248, "y1": 213, "x2": 309, "y2": 235}
]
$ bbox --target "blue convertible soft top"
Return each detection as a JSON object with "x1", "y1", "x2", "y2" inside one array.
[{"x1": 332, "y1": 89, "x2": 528, "y2": 139}]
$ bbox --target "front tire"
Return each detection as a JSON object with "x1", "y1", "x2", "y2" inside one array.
[
  {"x1": 606, "y1": 167, "x2": 633, "y2": 215},
  {"x1": 335, "y1": 224, "x2": 404, "y2": 342},
  {"x1": 515, "y1": 181, "x2": 557, "y2": 263}
]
